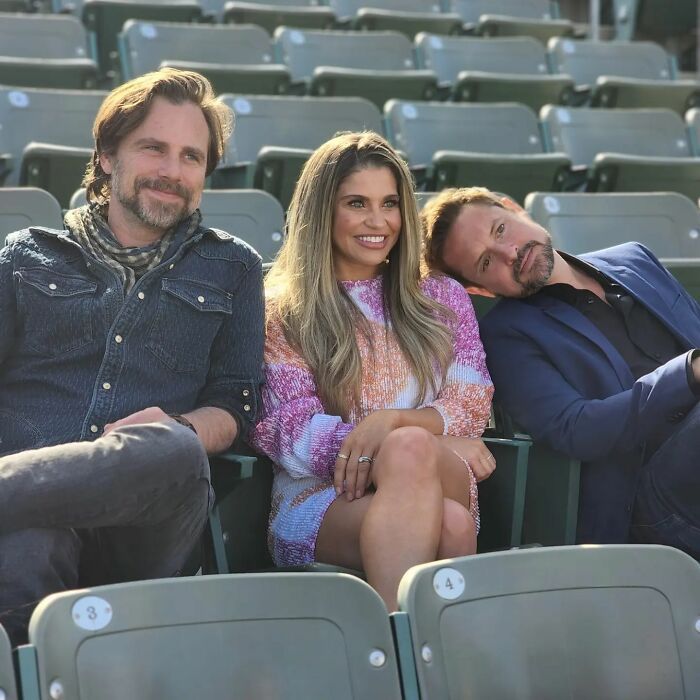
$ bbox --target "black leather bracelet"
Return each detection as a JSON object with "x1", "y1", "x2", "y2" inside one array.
[{"x1": 168, "y1": 413, "x2": 198, "y2": 435}]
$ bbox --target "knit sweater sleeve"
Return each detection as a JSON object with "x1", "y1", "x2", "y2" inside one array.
[
  {"x1": 420, "y1": 276, "x2": 494, "y2": 437},
  {"x1": 250, "y1": 314, "x2": 353, "y2": 480}
]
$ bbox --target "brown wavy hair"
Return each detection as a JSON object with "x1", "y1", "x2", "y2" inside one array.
[{"x1": 83, "y1": 68, "x2": 233, "y2": 205}]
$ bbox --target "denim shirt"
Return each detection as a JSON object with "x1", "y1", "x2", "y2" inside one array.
[{"x1": 0, "y1": 221, "x2": 264, "y2": 457}]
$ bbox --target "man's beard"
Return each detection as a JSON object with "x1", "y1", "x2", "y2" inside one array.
[
  {"x1": 111, "y1": 162, "x2": 193, "y2": 232},
  {"x1": 513, "y1": 239, "x2": 554, "y2": 297}
]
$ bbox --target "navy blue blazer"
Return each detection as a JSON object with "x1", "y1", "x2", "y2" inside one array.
[{"x1": 480, "y1": 242, "x2": 700, "y2": 543}]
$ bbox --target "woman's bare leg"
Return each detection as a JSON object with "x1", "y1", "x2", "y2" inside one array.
[
  {"x1": 316, "y1": 426, "x2": 443, "y2": 611},
  {"x1": 437, "y1": 498, "x2": 477, "y2": 559}
]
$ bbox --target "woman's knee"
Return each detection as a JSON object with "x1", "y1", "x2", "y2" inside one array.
[{"x1": 375, "y1": 427, "x2": 439, "y2": 484}]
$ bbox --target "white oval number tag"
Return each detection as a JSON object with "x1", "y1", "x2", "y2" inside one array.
[
  {"x1": 72, "y1": 596, "x2": 113, "y2": 631},
  {"x1": 233, "y1": 98, "x2": 252, "y2": 115},
  {"x1": 432, "y1": 567, "x2": 465, "y2": 600}
]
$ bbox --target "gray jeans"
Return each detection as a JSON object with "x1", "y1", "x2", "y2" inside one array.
[{"x1": 0, "y1": 422, "x2": 211, "y2": 646}]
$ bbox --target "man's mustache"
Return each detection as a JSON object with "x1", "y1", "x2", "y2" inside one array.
[{"x1": 135, "y1": 178, "x2": 189, "y2": 200}]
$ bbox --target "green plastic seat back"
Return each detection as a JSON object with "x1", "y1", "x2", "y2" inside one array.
[
  {"x1": 0, "y1": 13, "x2": 91, "y2": 60},
  {"x1": 331, "y1": 0, "x2": 445, "y2": 20},
  {"x1": 415, "y1": 33, "x2": 549, "y2": 83},
  {"x1": 197, "y1": 189, "x2": 284, "y2": 262},
  {"x1": 613, "y1": 0, "x2": 697, "y2": 42},
  {"x1": 449, "y1": 0, "x2": 557, "y2": 23},
  {"x1": 385, "y1": 100, "x2": 545, "y2": 166},
  {"x1": 685, "y1": 107, "x2": 700, "y2": 155},
  {"x1": 540, "y1": 105, "x2": 692, "y2": 167},
  {"x1": 275, "y1": 27, "x2": 415, "y2": 81},
  {"x1": 27, "y1": 574, "x2": 403, "y2": 700},
  {"x1": 120, "y1": 20, "x2": 274, "y2": 78},
  {"x1": 0, "y1": 624, "x2": 18, "y2": 700},
  {"x1": 1, "y1": 188, "x2": 64, "y2": 246},
  {"x1": 526, "y1": 191, "x2": 700, "y2": 258},
  {"x1": 0, "y1": 87, "x2": 106, "y2": 187},
  {"x1": 548, "y1": 37, "x2": 672, "y2": 87},
  {"x1": 397, "y1": 545, "x2": 700, "y2": 699},
  {"x1": 220, "y1": 94, "x2": 382, "y2": 165}
]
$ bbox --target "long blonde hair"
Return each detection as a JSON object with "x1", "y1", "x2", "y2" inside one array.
[{"x1": 266, "y1": 131, "x2": 454, "y2": 419}]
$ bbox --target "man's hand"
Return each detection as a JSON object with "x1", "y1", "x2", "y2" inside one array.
[
  {"x1": 692, "y1": 351, "x2": 700, "y2": 383},
  {"x1": 103, "y1": 406, "x2": 171, "y2": 435}
]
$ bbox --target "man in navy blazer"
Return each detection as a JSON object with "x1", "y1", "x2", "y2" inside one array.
[{"x1": 421, "y1": 187, "x2": 700, "y2": 558}]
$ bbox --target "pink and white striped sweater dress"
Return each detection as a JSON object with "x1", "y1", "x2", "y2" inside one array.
[{"x1": 251, "y1": 274, "x2": 494, "y2": 566}]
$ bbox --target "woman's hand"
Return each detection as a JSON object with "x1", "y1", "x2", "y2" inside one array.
[
  {"x1": 334, "y1": 409, "x2": 400, "y2": 501},
  {"x1": 439, "y1": 435, "x2": 496, "y2": 482}
]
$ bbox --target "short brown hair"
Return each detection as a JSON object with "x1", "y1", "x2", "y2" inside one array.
[
  {"x1": 84, "y1": 68, "x2": 233, "y2": 204},
  {"x1": 421, "y1": 187, "x2": 504, "y2": 286}
]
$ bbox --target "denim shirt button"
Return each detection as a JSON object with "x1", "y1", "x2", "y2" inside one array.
[
  {"x1": 114, "y1": 334, "x2": 123, "y2": 344},
  {"x1": 197, "y1": 295, "x2": 205, "y2": 303},
  {"x1": 169, "y1": 264, "x2": 175, "y2": 270},
  {"x1": 243, "y1": 404, "x2": 251, "y2": 412},
  {"x1": 138, "y1": 292, "x2": 145, "y2": 300},
  {"x1": 90, "y1": 425, "x2": 99, "y2": 433},
  {"x1": 102, "y1": 382, "x2": 111, "y2": 390},
  {"x1": 48, "y1": 283, "x2": 57, "y2": 290},
  {"x1": 242, "y1": 389, "x2": 250, "y2": 397}
]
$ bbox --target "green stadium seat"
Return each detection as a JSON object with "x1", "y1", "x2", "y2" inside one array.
[
  {"x1": 1, "y1": 188, "x2": 64, "y2": 246},
  {"x1": 223, "y1": 0, "x2": 336, "y2": 35},
  {"x1": 394, "y1": 545, "x2": 700, "y2": 699},
  {"x1": 18, "y1": 574, "x2": 403, "y2": 700},
  {"x1": 0, "y1": 624, "x2": 18, "y2": 700},
  {"x1": 540, "y1": 105, "x2": 700, "y2": 201},
  {"x1": 0, "y1": 0, "x2": 31, "y2": 8},
  {"x1": 0, "y1": 13, "x2": 99, "y2": 90},
  {"x1": 0, "y1": 87, "x2": 106, "y2": 208},
  {"x1": 415, "y1": 33, "x2": 575, "y2": 111},
  {"x1": 330, "y1": 0, "x2": 463, "y2": 39},
  {"x1": 81, "y1": 0, "x2": 203, "y2": 83},
  {"x1": 685, "y1": 107, "x2": 700, "y2": 155},
  {"x1": 213, "y1": 94, "x2": 382, "y2": 208},
  {"x1": 525, "y1": 190, "x2": 700, "y2": 304},
  {"x1": 448, "y1": 0, "x2": 575, "y2": 43},
  {"x1": 548, "y1": 37, "x2": 700, "y2": 114},
  {"x1": 118, "y1": 21, "x2": 291, "y2": 96},
  {"x1": 274, "y1": 28, "x2": 439, "y2": 108},
  {"x1": 384, "y1": 99, "x2": 570, "y2": 202}
]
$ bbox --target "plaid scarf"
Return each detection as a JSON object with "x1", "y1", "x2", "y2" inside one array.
[{"x1": 64, "y1": 203, "x2": 201, "y2": 293}]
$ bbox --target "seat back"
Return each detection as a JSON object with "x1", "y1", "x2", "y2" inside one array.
[
  {"x1": 448, "y1": 0, "x2": 557, "y2": 23},
  {"x1": 385, "y1": 100, "x2": 545, "y2": 166},
  {"x1": 548, "y1": 37, "x2": 673, "y2": 87},
  {"x1": 613, "y1": 0, "x2": 697, "y2": 42},
  {"x1": 685, "y1": 107, "x2": 700, "y2": 155},
  {"x1": 25, "y1": 574, "x2": 403, "y2": 700},
  {"x1": 331, "y1": 0, "x2": 444, "y2": 19},
  {"x1": 120, "y1": 20, "x2": 274, "y2": 78},
  {"x1": 219, "y1": 94, "x2": 382, "y2": 165},
  {"x1": 1, "y1": 188, "x2": 64, "y2": 246},
  {"x1": 0, "y1": 12, "x2": 91, "y2": 60},
  {"x1": 415, "y1": 33, "x2": 549, "y2": 83},
  {"x1": 275, "y1": 27, "x2": 414, "y2": 81},
  {"x1": 397, "y1": 545, "x2": 700, "y2": 699},
  {"x1": 540, "y1": 105, "x2": 692, "y2": 167},
  {"x1": 0, "y1": 87, "x2": 106, "y2": 186},
  {"x1": 526, "y1": 191, "x2": 700, "y2": 258},
  {"x1": 0, "y1": 624, "x2": 18, "y2": 700}
]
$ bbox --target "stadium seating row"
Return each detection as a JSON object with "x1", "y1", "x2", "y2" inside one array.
[
  {"x1": 1, "y1": 544, "x2": 699, "y2": 699},
  {"x1": 4, "y1": 85, "x2": 700, "y2": 209},
  {"x1": 2, "y1": 11, "x2": 698, "y2": 117}
]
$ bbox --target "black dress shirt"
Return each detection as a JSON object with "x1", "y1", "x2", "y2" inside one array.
[{"x1": 541, "y1": 253, "x2": 697, "y2": 389}]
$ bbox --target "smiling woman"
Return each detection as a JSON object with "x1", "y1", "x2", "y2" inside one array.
[{"x1": 251, "y1": 132, "x2": 495, "y2": 613}]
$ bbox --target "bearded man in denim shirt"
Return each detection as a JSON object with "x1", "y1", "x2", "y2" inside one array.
[{"x1": 0, "y1": 69, "x2": 264, "y2": 644}]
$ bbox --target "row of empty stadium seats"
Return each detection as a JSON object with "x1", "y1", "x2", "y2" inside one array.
[
  {"x1": 2, "y1": 11, "x2": 698, "y2": 116},
  {"x1": 1, "y1": 545, "x2": 699, "y2": 699},
  {"x1": 4, "y1": 84, "x2": 700, "y2": 209}
]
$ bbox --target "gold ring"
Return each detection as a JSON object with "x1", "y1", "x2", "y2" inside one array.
[{"x1": 337, "y1": 453, "x2": 349, "y2": 460}]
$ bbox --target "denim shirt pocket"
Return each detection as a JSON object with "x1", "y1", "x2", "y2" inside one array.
[
  {"x1": 146, "y1": 278, "x2": 233, "y2": 372},
  {"x1": 16, "y1": 267, "x2": 97, "y2": 357}
]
